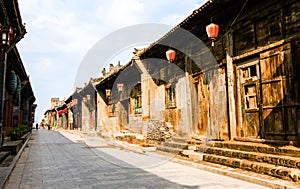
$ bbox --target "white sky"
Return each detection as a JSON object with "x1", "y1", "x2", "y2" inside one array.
[{"x1": 17, "y1": 0, "x2": 206, "y2": 123}]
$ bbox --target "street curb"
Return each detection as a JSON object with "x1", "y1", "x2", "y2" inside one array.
[
  {"x1": 167, "y1": 155, "x2": 298, "y2": 189},
  {"x1": 0, "y1": 132, "x2": 31, "y2": 189}
]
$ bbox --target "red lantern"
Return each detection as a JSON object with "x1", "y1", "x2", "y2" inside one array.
[
  {"x1": 166, "y1": 49, "x2": 176, "y2": 62},
  {"x1": 206, "y1": 23, "x2": 219, "y2": 46}
]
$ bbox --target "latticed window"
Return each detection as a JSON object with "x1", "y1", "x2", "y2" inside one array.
[
  {"x1": 133, "y1": 96, "x2": 142, "y2": 114},
  {"x1": 241, "y1": 64, "x2": 258, "y2": 83},
  {"x1": 106, "y1": 89, "x2": 115, "y2": 116},
  {"x1": 240, "y1": 63, "x2": 259, "y2": 110},
  {"x1": 244, "y1": 84, "x2": 258, "y2": 109},
  {"x1": 165, "y1": 84, "x2": 176, "y2": 109}
]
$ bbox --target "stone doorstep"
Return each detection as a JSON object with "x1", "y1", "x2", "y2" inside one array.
[
  {"x1": 208, "y1": 141, "x2": 300, "y2": 157},
  {"x1": 204, "y1": 147, "x2": 300, "y2": 169},
  {"x1": 182, "y1": 150, "x2": 204, "y2": 161},
  {"x1": 162, "y1": 141, "x2": 188, "y2": 149},
  {"x1": 203, "y1": 153, "x2": 300, "y2": 182},
  {"x1": 141, "y1": 146, "x2": 157, "y2": 152},
  {"x1": 156, "y1": 137, "x2": 190, "y2": 156},
  {"x1": 171, "y1": 136, "x2": 190, "y2": 143},
  {"x1": 1, "y1": 140, "x2": 23, "y2": 155},
  {"x1": 189, "y1": 139, "x2": 202, "y2": 145},
  {"x1": 235, "y1": 137, "x2": 291, "y2": 145},
  {"x1": 156, "y1": 145, "x2": 183, "y2": 155}
]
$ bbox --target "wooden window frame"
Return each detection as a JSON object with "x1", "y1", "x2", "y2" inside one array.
[
  {"x1": 244, "y1": 84, "x2": 258, "y2": 110},
  {"x1": 130, "y1": 84, "x2": 142, "y2": 115}
]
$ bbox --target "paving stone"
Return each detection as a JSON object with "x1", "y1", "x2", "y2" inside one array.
[{"x1": 3, "y1": 130, "x2": 270, "y2": 189}]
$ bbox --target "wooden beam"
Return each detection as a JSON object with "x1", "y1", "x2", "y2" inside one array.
[{"x1": 233, "y1": 34, "x2": 300, "y2": 61}]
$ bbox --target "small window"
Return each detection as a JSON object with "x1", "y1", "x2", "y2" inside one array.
[
  {"x1": 105, "y1": 89, "x2": 115, "y2": 116},
  {"x1": 133, "y1": 96, "x2": 142, "y2": 114},
  {"x1": 249, "y1": 65, "x2": 257, "y2": 77},
  {"x1": 107, "y1": 104, "x2": 115, "y2": 117},
  {"x1": 244, "y1": 84, "x2": 257, "y2": 109},
  {"x1": 130, "y1": 84, "x2": 142, "y2": 114},
  {"x1": 241, "y1": 64, "x2": 258, "y2": 83},
  {"x1": 165, "y1": 83, "x2": 176, "y2": 109},
  {"x1": 105, "y1": 89, "x2": 112, "y2": 104}
]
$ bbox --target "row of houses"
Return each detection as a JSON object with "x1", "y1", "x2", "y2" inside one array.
[
  {"x1": 45, "y1": 0, "x2": 300, "y2": 144},
  {"x1": 0, "y1": 0, "x2": 36, "y2": 145}
]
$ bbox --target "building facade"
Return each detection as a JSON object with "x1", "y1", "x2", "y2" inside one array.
[
  {"x1": 0, "y1": 0, "x2": 36, "y2": 144},
  {"x1": 53, "y1": 0, "x2": 300, "y2": 145},
  {"x1": 134, "y1": 0, "x2": 300, "y2": 142}
]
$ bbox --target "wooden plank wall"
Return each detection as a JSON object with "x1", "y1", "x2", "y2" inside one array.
[{"x1": 229, "y1": 0, "x2": 300, "y2": 140}]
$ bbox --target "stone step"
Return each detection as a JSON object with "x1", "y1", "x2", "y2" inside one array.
[
  {"x1": 0, "y1": 151, "x2": 10, "y2": 163},
  {"x1": 189, "y1": 138, "x2": 202, "y2": 145},
  {"x1": 0, "y1": 140, "x2": 23, "y2": 155},
  {"x1": 156, "y1": 145, "x2": 184, "y2": 155},
  {"x1": 171, "y1": 136, "x2": 190, "y2": 144},
  {"x1": 208, "y1": 141, "x2": 300, "y2": 157},
  {"x1": 202, "y1": 153, "x2": 300, "y2": 182},
  {"x1": 163, "y1": 141, "x2": 188, "y2": 150},
  {"x1": 204, "y1": 147, "x2": 300, "y2": 169}
]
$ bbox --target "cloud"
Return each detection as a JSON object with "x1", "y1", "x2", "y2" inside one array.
[{"x1": 93, "y1": 0, "x2": 144, "y2": 27}]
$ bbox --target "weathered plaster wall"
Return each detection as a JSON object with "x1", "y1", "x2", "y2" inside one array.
[
  {"x1": 81, "y1": 102, "x2": 90, "y2": 132},
  {"x1": 196, "y1": 68, "x2": 228, "y2": 140},
  {"x1": 96, "y1": 93, "x2": 119, "y2": 137}
]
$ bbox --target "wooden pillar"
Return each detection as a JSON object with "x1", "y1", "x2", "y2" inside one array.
[
  {"x1": 0, "y1": 51, "x2": 7, "y2": 145},
  {"x1": 133, "y1": 57, "x2": 152, "y2": 121},
  {"x1": 226, "y1": 31, "x2": 237, "y2": 140}
]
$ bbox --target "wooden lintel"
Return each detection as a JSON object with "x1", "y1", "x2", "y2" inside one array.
[
  {"x1": 233, "y1": 40, "x2": 285, "y2": 61},
  {"x1": 233, "y1": 34, "x2": 300, "y2": 61}
]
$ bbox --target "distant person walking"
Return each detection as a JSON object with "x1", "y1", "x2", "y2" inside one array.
[{"x1": 35, "y1": 123, "x2": 39, "y2": 130}]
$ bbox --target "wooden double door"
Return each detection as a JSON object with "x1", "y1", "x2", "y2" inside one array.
[{"x1": 237, "y1": 44, "x2": 300, "y2": 140}]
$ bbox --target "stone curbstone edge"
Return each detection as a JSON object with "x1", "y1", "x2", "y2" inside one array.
[{"x1": 0, "y1": 132, "x2": 32, "y2": 189}]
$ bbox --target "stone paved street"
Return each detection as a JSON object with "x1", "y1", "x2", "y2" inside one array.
[{"x1": 3, "y1": 130, "x2": 269, "y2": 189}]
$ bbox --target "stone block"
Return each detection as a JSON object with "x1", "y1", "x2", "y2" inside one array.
[{"x1": 1, "y1": 140, "x2": 23, "y2": 155}]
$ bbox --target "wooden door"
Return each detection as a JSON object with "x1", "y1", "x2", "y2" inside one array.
[
  {"x1": 237, "y1": 44, "x2": 298, "y2": 140},
  {"x1": 260, "y1": 45, "x2": 291, "y2": 140},
  {"x1": 237, "y1": 60, "x2": 261, "y2": 138}
]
